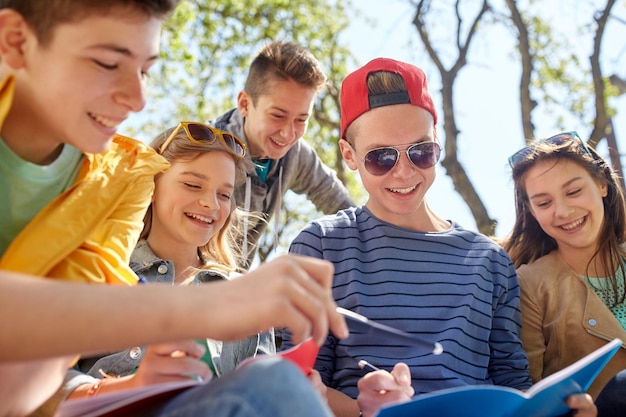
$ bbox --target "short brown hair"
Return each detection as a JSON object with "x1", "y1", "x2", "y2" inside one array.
[
  {"x1": 0, "y1": 0, "x2": 179, "y2": 45},
  {"x1": 243, "y1": 41, "x2": 327, "y2": 104}
]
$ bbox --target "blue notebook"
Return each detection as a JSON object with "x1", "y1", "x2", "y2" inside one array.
[{"x1": 375, "y1": 338, "x2": 623, "y2": 417}]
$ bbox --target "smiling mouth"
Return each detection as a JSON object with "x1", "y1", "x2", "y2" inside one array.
[
  {"x1": 388, "y1": 185, "x2": 417, "y2": 194},
  {"x1": 560, "y1": 216, "x2": 585, "y2": 231},
  {"x1": 187, "y1": 213, "x2": 214, "y2": 224},
  {"x1": 269, "y1": 137, "x2": 288, "y2": 147},
  {"x1": 89, "y1": 113, "x2": 120, "y2": 129}
]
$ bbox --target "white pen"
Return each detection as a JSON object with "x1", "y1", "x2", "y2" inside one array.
[{"x1": 358, "y1": 359, "x2": 381, "y2": 373}]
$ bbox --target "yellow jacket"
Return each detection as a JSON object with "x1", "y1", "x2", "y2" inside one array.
[
  {"x1": 517, "y1": 250, "x2": 626, "y2": 399},
  {"x1": 0, "y1": 76, "x2": 169, "y2": 285}
]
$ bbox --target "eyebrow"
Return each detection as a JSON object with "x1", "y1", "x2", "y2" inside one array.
[
  {"x1": 367, "y1": 135, "x2": 434, "y2": 150},
  {"x1": 269, "y1": 106, "x2": 310, "y2": 117},
  {"x1": 528, "y1": 176, "x2": 583, "y2": 200},
  {"x1": 89, "y1": 44, "x2": 159, "y2": 62},
  {"x1": 179, "y1": 171, "x2": 234, "y2": 189}
]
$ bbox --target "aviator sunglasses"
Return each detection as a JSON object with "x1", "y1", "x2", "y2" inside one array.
[
  {"x1": 508, "y1": 131, "x2": 591, "y2": 168},
  {"x1": 351, "y1": 141, "x2": 442, "y2": 176},
  {"x1": 159, "y1": 122, "x2": 246, "y2": 157}
]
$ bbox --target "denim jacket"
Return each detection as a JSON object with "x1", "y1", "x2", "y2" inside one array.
[{"x1": 76, "y1": 240, "x2": 276, "y2": 379}]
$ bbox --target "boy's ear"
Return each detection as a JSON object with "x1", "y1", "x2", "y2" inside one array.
[
  {"x1": 0, "y1": 9, "x2": 30, "y2": 70},
  {"x1": 237, "y1": 90, "x2": 251, "y2": 118},
  {"x1": 339, "y1": 138, "x2": 358, "y2": 171}
]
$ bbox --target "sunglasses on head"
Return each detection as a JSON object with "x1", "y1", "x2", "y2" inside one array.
[
  {"x1": 159, "y1": 122, "x2": 246, "y2": 157},
  {"x1": 351, "y1": 141, "x2": 441, "y2": 176},
  {"x1": 508, "y1": 131, "x2": 591, "y2": 168}
]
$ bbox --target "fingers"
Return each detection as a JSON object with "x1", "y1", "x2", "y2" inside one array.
[
  {"x1": 151, "y1": 340, "x2": 205, "y2": 359},
  {"x1": 279, "y1": 254, "x2": 348, "y2": 344},
  {"x1": 566, "y1": 393, "x2": 597, "y2": 417},
  {"x1": 308, "y1": 369, "x2": 328, "y2": 400},
  {"x1": 288, "y1": 253, "x2": 335, "y2": 288},
  {"x1": 274, "y1": 256, "x2": 330, "y2": 344},
  {"x1": 357, "y1": 364, "x2": 414, "y2": 417},
  {"x1": 244, "y1": 255, "x2": 348, "y2": 345},
  {"x1": 390, "y1": 363, "x2": 414, "y2": 395},
  {"x1": 133, "y1": 341, "x2": 211, "y2": 386},
  {"x1": 201, "y1": 254, "x2": 347, "y2": 346},
  {"x1": 358, "y1": 369, "x2": 400, "y2": 393}
]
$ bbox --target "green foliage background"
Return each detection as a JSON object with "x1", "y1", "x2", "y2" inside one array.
[{"x1": 128, "y1": 0, "x2": 366, "y2": 261}]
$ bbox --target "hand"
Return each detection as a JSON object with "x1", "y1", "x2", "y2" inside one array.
[
  {"x1": 130, "y1": 340, "x2": 212, "y2": 388},
  {"x1": 308, "y1": 369, "x2": 328, "y2": 401},
  {"x1": 357, "y1": 363, "x2": 414, "y2": 417},
  {"x1": 208, "y1": 254, "x2": 348, "y2": 345},
  {"x1": 566, "y1": 393, "x2": 597, "y2": 417}
]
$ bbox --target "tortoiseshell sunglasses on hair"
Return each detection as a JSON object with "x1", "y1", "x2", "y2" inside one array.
[
  {"x1": 508, "y1": 131, "x2": 591, "y2": 168},
  {"x1": 159, "y1": 122, "x2": 246, "y2": 157}
]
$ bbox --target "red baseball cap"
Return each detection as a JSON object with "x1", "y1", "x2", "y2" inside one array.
[{"x1": 340, "y1": 58, "x2": 438, "y2": 139}]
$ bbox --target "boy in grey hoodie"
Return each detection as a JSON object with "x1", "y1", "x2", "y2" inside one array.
[{"x1": 211, "y1": 41, "x2": 354, "y2": 268}]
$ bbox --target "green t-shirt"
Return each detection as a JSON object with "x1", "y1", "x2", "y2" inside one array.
[{"x1": 0, "y1": 138, "x2": 83, "y2": 256}]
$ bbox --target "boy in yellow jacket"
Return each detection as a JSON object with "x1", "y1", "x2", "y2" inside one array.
[
  {"x1": 0, "y1": 2, "x2": 169, "y2": 284},
  {"x1": 0, "y1": 1, "x2": 347, "y2": 416}
]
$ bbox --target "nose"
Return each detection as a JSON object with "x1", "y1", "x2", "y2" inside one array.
[
  {"x1": 279, "y1": 120, "x2": 297, "y2": 141},
  {"x1": 114, "y1": 71, "x2": 147, "y2": 113},
  {"x1": 199, "y1": 192, "x2": 219, "y2": 211},
  {"x1": 391, "y1": 149, "x2": 416, "y2": 177},
  {"x1": 554, "y1": 199, "x2": 574, "y2": 218}
]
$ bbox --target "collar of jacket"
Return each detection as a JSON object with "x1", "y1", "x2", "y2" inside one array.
[
  {"x1": 0, "y1": 75, "x2": 170, "y2": 281},
  {"x1": 0, "y1": 75, "x2": 15, "y2": 129},
  {"x1": 130, "y1": 239, "x2": 230, "y2": 284}
]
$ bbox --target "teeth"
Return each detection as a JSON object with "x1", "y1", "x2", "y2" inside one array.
[
  {"x1": 270, "y1": 137, "x2": 287, "y2": 147},
  {"x1": 561, "y1": 217, "x2": 584, "y2": 230},
  {"x1": 389, "y1": 185, "x2": 416, "y2": 194},
  {"x1": 90, "y1": 113, "x2": 119, "y2": 129},
  {"x1": 188, "y1": 213, "x2": 213, "y2": 224}
]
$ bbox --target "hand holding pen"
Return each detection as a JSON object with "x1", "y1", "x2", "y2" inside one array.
[{"x1": 356, "y1": 360, "x2": 414, "y2": 417}]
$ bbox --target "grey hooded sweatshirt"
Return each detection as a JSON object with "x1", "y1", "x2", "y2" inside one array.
[{"x1": 211, "y1": 108, "x2": 354, "y2": 268}]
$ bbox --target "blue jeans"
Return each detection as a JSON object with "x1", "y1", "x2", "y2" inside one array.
[
  {"x1": 148, "y1": 356, "x2": 333, "y2": 417},
  {"x1": 595, "y1": 369, "x2": 626, "y2": 417}
]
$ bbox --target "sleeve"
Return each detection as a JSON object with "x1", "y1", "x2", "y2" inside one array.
[
  {"x1": 286, "y1": 141, "x2": 354, "y2": 215},
  {"x1": 488, "y1": 252, "x2": 533, "y2": 390},
  {"x1": 30, "y1": 370, "x2": 98, "y2": 417},
  {"x1": 281, "y1": 223, "x2": 337, "y2": 386},
  {"x1": 0, "y1": 139, "x2": 169, "y2": 285},
  {"x1": 256, "y1": 328, "x2": 277, "y2": 356},
  {"x1": 47, "y1": 172, "x2": 156, "y2": 285},
  {"x1": 77, "y1": 348, "x2": 143, "y2": 378},
  {"x1": 517, "y1": 267, "x2": 547, "y2": 385}
]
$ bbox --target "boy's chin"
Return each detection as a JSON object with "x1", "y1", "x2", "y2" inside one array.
[{"x1": 77, "y1": 137, "x2": 116, "y2": 154}]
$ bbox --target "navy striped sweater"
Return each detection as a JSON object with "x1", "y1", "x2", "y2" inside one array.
[{"x1": 282, "y1": 206, "x2": 531, "y2": 398}]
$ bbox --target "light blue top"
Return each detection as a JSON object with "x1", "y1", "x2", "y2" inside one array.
[
  {"x1": 582, "y1": 270, "x2": 626, "y2": 330},
  {"x1": 281, "y1": 206, "x2": 531, "y2": 398}
]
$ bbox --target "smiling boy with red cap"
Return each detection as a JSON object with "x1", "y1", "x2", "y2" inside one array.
[{"x1": 280, "y1": 57, "x2": 534, "y2": 417}]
